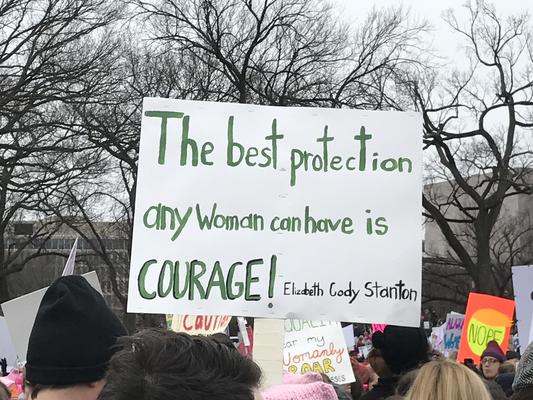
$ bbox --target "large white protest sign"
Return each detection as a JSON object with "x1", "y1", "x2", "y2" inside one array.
[
  {"x1": 284, "y1": 320, "x2": 355, "y2": 384},
  {"x1": 444, "y1": 313, "x2": 464, "y2": 354},
  {"x1": 1, "y1": 272, "x2": 101, "y2": 362},
  {"x1": 128, "y1": 98, "x2": 422, "y2": 325},
  {"x1": 512, "y1": 265, "x2": 533, "y2": 350}
]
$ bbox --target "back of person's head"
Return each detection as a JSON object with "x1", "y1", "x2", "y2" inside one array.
[
  {"x1": 350, "y1": 358, "x2": 370, "y2": 384},
  {"x1": 367, "y1": 348, "x2": 391, "y2": 378},
  {"x1": 395, "y1": 369, "x2": 419, "y2": 397},
  {"x1": 404, "y1": 360, "x2": 491, "y2": 400},
  {"x1": 506, "y1": 351, "x2": 520, "y2": 362},
  {"x1": 372, "y1": 325, "x2": 429, "y2": 374},
  {"x1": 99, "y1": 329, "x2": 262, "y2": 400},
  {"x1": 25, "y1": 276, "x2": 127, "y2": 396},
  {"x1": 499, "y1": 361, "x2": 516, "y2": 374},
  {"x1": 208, "y1": 332, "x2": 236, "y2": 350}
]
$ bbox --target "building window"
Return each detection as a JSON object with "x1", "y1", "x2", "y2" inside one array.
[{"x1": 14, "y1": 223, "x2": 33, "y2": 235}]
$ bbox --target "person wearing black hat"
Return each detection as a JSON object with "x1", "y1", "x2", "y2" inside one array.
[
  {"x1": 360, "y1": 325, "x2": 429, "y2": 400},
  {"x1": 24, "y1": 276, "x2": 127, "y2": 400}
]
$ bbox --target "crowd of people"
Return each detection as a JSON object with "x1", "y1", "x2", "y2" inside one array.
[{"x1": 1, "y1": 275, "x2": 532, "y2": 400}]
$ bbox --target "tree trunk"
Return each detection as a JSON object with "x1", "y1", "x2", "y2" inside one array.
[
  {"x1": 123, "y1": 312, "x2": 136, "y2": 334},
  {"x1": 474, "y1": 211, "x2": 497, "y2": 294},
  {"x1": 0, "y1": 274, "x2": 10, "y2": 304},
  {"x1": 474, "y1": 264, "x2": 497, "y2": 294}
]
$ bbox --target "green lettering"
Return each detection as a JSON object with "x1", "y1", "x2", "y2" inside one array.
[
  {"x1": 201, "y1": 142, "x2": 215, "y2": 165},
  {"x1": 265, "y1": 118, "x2": 284, "y2": 169},
  {"x1": 354, "y1": 126, "x2": 372, "y2": 171},
  {"x1": 205, "y1": 261, "x2": 228, "y2": 299},
  {"x1": 143, "y1": 204, "x2": 161, "y2": 229},
  {"x1": 158, "y1": 260, "x2": 173, "y2": 297},
  {"x1": 144, "y1": 111, "x2": 184, "y2": 165},
  {"x1": 317, "y1": 125, "x2": 334, "y2": 172},
  {"x1": 245, "y1": 258, "x2": 263, "y2": 301},
  {"x1": 173, "y1": 261, "x2": 189, "y2": 299},
  {"x1": 138, "y1": 259, "x2": 157, "y2": 300},
  {"x1": 227, "y1": 261, "x2": 244, "y2": 299},
  {"x1": 227, "y1": 116, "x2": 244, "y2": 167},
  {"x1": 188, "y1": 260, "x2": 207, "y2": 300}
]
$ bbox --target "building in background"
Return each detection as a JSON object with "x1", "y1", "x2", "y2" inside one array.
[{"x1": 3, "y1": 220, "x2": 129, "y2": 318}]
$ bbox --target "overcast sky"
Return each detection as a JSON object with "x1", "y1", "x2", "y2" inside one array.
[{"x1": 330, "y1": 0, "x2": 532, "y2": 62}]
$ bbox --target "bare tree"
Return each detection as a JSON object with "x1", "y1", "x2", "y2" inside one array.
[
  {"x1": 0, "y1": 0, "x2": 122, "y2": 301},
  {"x1": 135, "y1": 0, "x2": 428, "y2": 108},
  {"x1": 43, "y1": 39, "x2": 215, "y2": 330},
  {"x1": 410, "y1": 2, "x2": 533, "y2": 295}
]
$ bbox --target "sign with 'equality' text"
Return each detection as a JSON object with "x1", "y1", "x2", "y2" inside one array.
[
  {"x1": 284, "y1": 320, "x2": 355, "y2": 384},
  {"x1": 128, "y1": 99, "x2": 422, "y2": 325}
]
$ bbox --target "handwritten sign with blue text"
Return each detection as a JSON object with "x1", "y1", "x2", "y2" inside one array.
[{"x1": 444, "y1": 313, "x2": 464, "y2": 354}]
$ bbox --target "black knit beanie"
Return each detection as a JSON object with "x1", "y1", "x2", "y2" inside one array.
[
  {"x1": 372, "y1": 325, "x2": 429, "y2": 374},
  {"x1": 25, "y1": 275, "x2": 127, "y2": 385}
]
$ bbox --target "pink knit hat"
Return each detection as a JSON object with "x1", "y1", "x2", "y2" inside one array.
[{"x1": 262, "y1": 372, "x2": 338, "y2": 400}]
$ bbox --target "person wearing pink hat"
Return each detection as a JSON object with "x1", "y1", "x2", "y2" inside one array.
[{"x1": 262, "y1": 373, "x2": 339, "y2": 400}]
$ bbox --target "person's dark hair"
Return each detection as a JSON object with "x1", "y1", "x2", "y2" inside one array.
[
  {"x1": 99, "y1": 329, "x2": 262, "y2": 400},
  {"x1": 25, "y1": 383, "x2": 70, "y2": 400},
  {"x1": 372, "y1": 325, "x2": 429, "y2": 374},
  {"x1": 463, "y1": 358, "x2": 479, "y2": 375},
  {"x1": 0, "y1": 381, "x2": 10, "y2": 400},
  {"x1": 208, "y1": 333, "x2": 236, "y2": 351},
  {"x1": 350, "y1": 377, "x2": 363, "y2": 400},
  {"x1": 395, "y1": 369, "x2": 419, "y2": 396}
]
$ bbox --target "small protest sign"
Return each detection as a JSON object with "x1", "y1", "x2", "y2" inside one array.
[
  {"x1": 372, "y1": 324, "x2": 387, "y2": 333},
  {"x1": 444, "y1": 313, "x2": 464, "y2": 354},
  {"x1": 360, "y1": 344, "x2": 372, "y2": 359},
  {"x1": 128, "y1": 98, "x2": 422, "y2": 325},
  {"x1": 457, "y1": 293, "x2": 515, "y2": 363},
  {"x1": 342, "y1": 325, "x2": 355, "y2": 351},
  {"x1": 61, "y1": 238, "x2": 78, "y2": 276},
  {"x1": 512, "y1": 265, "x2": 533, "y2": 351},
  {"x1": 283, "y1": 320, "x2": 355, "y2": 384},
  {"x1": 1, "y1": 271, "x2": 101, "y2": 362},
  {"x1": 431, "y1": 323, "x2": 446, "y2": 353},
  {"x1": 169, "y1": 314, "x2": 230, "y2": 335}
]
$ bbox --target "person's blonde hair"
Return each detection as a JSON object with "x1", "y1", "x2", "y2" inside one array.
[{"x1": 404, "y1": 360, "x2": 491, "y2": 400}]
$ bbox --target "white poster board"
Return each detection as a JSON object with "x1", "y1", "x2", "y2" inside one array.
[
  {"x1": 529, "y1": 313, "x2": 533, "y2": 345},
  {"x1": 128, "y1": 98, "x2": 422, "y2": 325},
  {"x1": 284, "y1": 320, "x2": 355, "y2": 384},
  {"x1": 254, "y1": 319, "x2": 284, "y2": 389},
  {"x1": 343, "y1": 325, "x2": 356, "y2": 351},
  {"x1": 0, "y1": 317, "x2": 17, "y2": 368},
  {"x1": 512, "y1": 265, "x2": 533, "y2": 350},
  {"x1": 431, "y1": 323, "x2": 446, "y2": 353},
  {"x1": 0, "y1": 272, "x2": 102, "y2": 362}
]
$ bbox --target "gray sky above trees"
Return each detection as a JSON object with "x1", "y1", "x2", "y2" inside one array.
[
  {"x1": 333, "y1": 0, "x2": 530, "y2": 63},
  {"x1": 333, "y1": 0, "x2": 533, "y2": 159}
]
